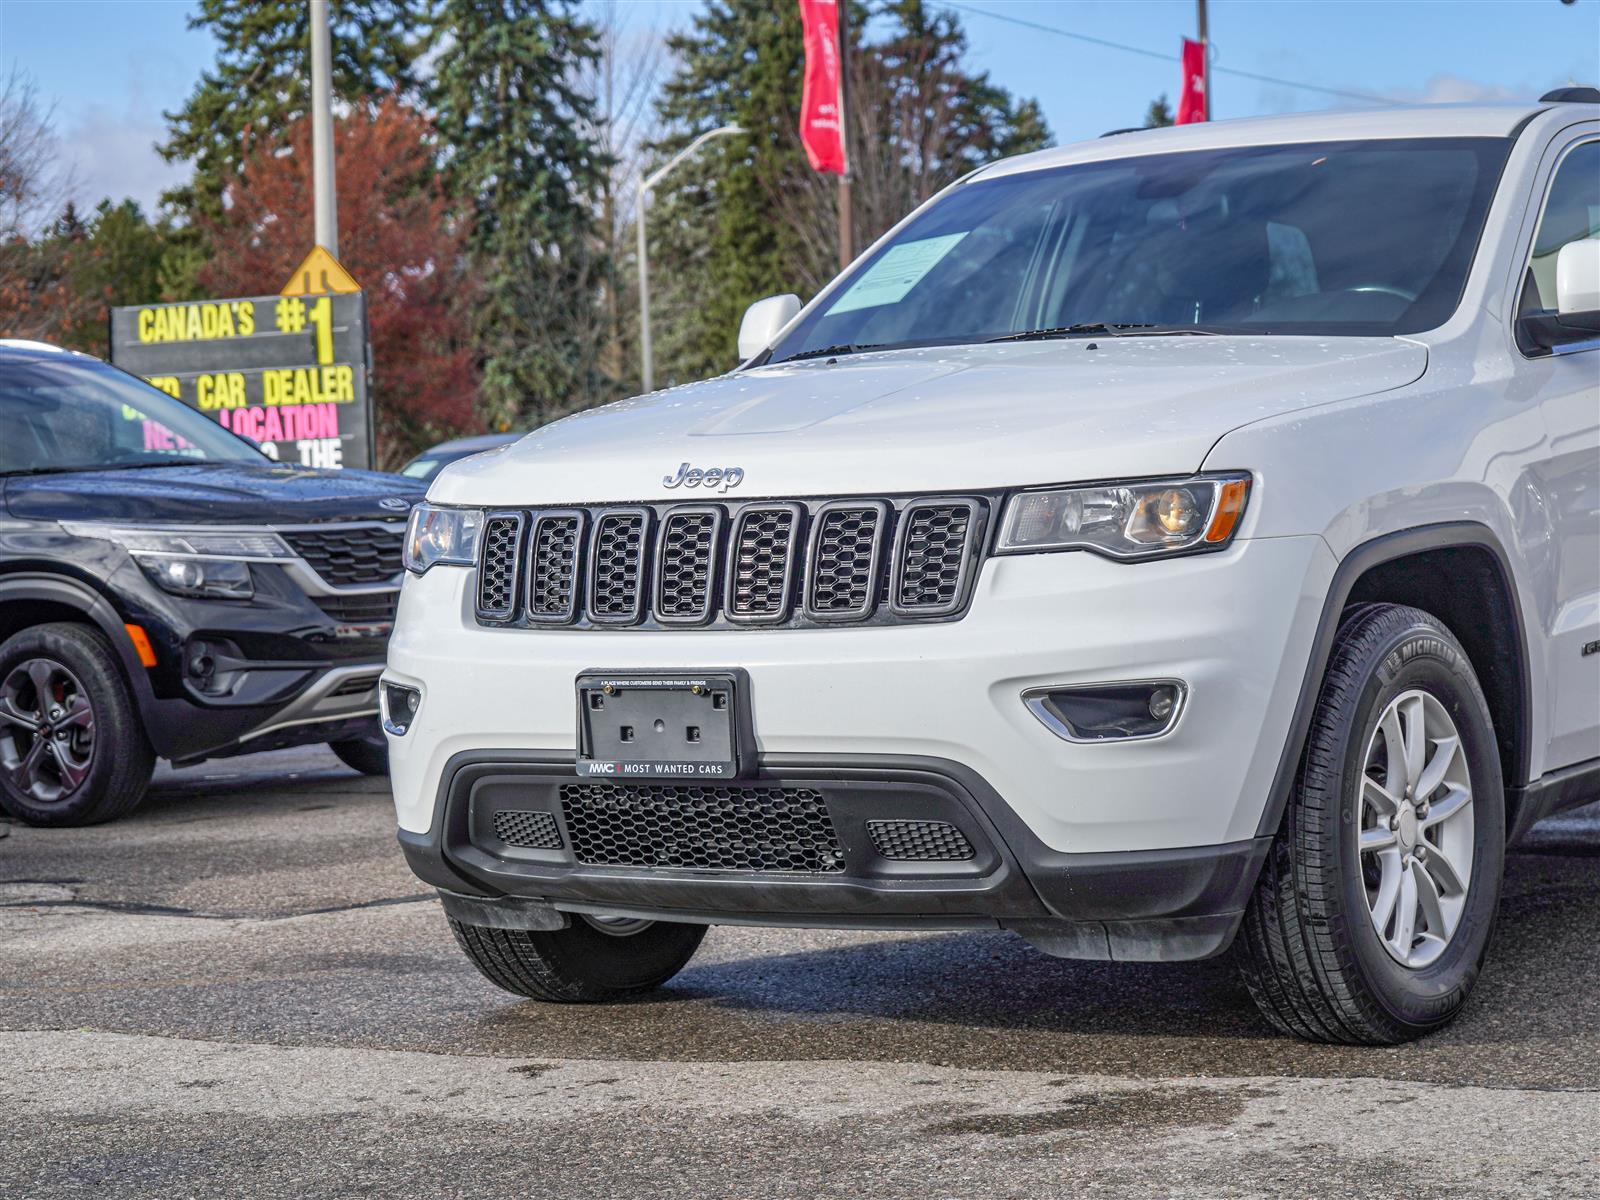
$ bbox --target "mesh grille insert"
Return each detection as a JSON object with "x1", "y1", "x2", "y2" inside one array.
[
  {"x1": 728, "y1": 506, "x2": 797, "y2": 620},
  {"x1": 896, "y1": 502, "x2": 974, "y2": 612},
  {"x1": 477, "y1": 515, "x2": 522, "y2": 617},
  {"x1": 560, "y1": 782, "x2": 845, "y2": 872},
  {"x1": 656, "y1": 509, "x2": 719, "y2": 621},
  {"x1": 808, "y1": 504, "x2": 883, "y2": 617},
  {"x1": 493, "y1": 809, "x2": 563, "y2": 850},
  {"x1": 866, "y1": 819, "x2": 975, "y2": 861},
  {"x1": 527, "y1": 514, "x2": 582, "y2": 620},
  {"x1": 590, "y1": 512, "x2": 647, "y2": 621},
  {"x1": 281, "y1": 525, "x2": 404, "y2": 586}
]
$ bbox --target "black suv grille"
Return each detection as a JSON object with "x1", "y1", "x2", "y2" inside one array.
[
  {"x1": 560, "y1": 782, "x2": 845, "y2": 872},
  {"x1": 314, "y1": 592, "x2": 398, "y2": 623},
  {"x1": 282, "y1": 524, "x2": 404, "y2": 586},
  {"x1": 475, "y1": 495, "x2": 988, "y2": 629},
  {"x1": 866, "y1": 818, "x2": 975, "y2": 861}
]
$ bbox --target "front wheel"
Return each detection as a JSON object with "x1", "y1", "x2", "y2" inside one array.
[
  {"x1": 448, "y1": 912, "x2": 707, "y2": 1002},
  {"x1": 1237, "y1": 604, "x2": 1505, "y2": 1044},
  {"x1": 0, "y1": 622, "x2": 154, "y2": 827}
]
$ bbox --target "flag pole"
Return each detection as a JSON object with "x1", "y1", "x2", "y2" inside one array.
[{"x1": 836, "y1": 0, "x2": 853, "y2": 271}]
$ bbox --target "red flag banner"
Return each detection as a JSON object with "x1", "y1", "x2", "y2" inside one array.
[
  {"x1": 798, "y1": 0, "x2": 847, "y2": 174},
  {"x1": 1177, "y1": 37, "x2": 1208, "y2": 124}
]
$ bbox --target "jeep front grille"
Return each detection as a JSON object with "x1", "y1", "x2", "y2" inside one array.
[
  {"x1": 474, "y1": 495, "x2": 988, "y2": 629},
  {"x1": 560, "y1": 782, "x2": 845, "y2": 872}
]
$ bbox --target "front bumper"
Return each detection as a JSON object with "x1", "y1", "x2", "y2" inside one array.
[{"x1": 386, "y1": 534, "x2": 1335, "y2": 852}]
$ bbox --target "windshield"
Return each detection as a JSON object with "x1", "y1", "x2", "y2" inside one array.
[
  {"x1": 769, "y1": 137, "x2": 1510, "y2": 361},
  {"x1": 0, "y1": 356, "x2": 267, "y2": 476}
]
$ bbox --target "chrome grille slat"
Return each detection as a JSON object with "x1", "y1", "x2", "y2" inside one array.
[
  {"x1": 892, "y1": 499, "x2": 979, "y2": 617},
  {"x1": 474, "y1": 496, "x2": 987, "y2": 629},
  {"x1": 655, "y1": 506, "x2": 722, "y2": 625},
  {"x1": 475, "y1": 513, "x2": 523, "y2": 620},
  {"x1": 525, "y1": 511, "x2": 584, "y2": 623},
  {"x1": 587, "y1": 509, "x2": 649, "y2": 623},
  {"x1": 805, "y1": 500, "x2": 887, "y2": 621},
  {"x1": 726, "y1": 503, "x2": 800, "y2": 623}
]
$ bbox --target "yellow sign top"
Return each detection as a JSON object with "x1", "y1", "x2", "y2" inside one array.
[{"x1": 281, "y1": 245, "x2": 361, "y2": 296}]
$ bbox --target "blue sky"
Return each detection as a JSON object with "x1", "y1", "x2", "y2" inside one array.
[{"x1": 2, "y1": 0, "x2": 1596, "y2": 215}]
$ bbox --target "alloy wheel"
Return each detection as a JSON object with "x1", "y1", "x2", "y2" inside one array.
[
  {"x1": 0, "y1": 657, "x2": 96, "y2": 805},
  {"x1": 1358, "y1": 689, "x2": 1475, "y2": 969}
]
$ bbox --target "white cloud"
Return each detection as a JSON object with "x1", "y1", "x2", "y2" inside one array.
[
  {"x1": 1380, "y1": 74, "x2": 1528, "y2": 105},
  {"x1": 58, "y1": 93, "x2": 186, "y2": 216}
]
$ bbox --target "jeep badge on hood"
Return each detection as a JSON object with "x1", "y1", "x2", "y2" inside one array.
[{"x1": 662, "y1": 463, "x2": 745, "y2": 492}]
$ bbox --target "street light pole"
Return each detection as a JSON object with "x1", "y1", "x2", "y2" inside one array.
[
  {"x1": 636, "y1": 124, "x2": 745, "y2": 393},
  {"x1": 1196, "y1": 0, "x2": 1211, "y2": 120},
  {"x1": 309, "y1": 0, "x2": 338, "y2": 256}
]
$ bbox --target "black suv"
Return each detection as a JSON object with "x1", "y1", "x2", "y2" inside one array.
[{"x1": 0, "y1": 341, "x2": 425, "y2": 826}]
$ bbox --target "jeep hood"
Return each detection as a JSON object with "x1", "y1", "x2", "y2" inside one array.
[{"x1": 431, "y1": 336, "x2": 1426, "y2": 505}]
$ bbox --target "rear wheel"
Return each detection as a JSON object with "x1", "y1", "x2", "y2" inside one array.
[
  {"x1": 0, "y1": 623, "x2": 154, "y2": 827},
  {"x1": 1236, "y1": 604, "x2": 1504, "y2": 1044},
  {"x1": 448, "y1": 912, "x2": 707, "y2": 1002},
  {"x1": 329, "y1": 727, "x2": 388, "y2": 776}
]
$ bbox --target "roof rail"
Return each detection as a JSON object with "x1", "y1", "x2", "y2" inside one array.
[
  {"x1": 1099, "y1": 127, "x2": 1145, "y2": 138},
  {"x1": 1540, "y1": 86, "x2": 1600, "y2": 103}
]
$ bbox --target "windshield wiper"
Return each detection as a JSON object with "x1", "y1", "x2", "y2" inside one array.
[
  {"x1": 777, "y1": 342, "x2": 887, "y2": 362},
  {"x1": 989, "y1": 323, "x2": 1221, "y2": 343}
]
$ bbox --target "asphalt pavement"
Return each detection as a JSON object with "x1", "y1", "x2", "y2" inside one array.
[{"x1": 2, "y1": 746, "x2": 1597, "y2": 1199}]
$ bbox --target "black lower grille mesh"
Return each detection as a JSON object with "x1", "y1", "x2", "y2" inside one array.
[
  {"x1": 866, "y1": 819, "x2": 975, "y2": 861},
  {"x1": 494, "y1": 809, "x2": 563, "y2": 850},
  {"x1": 560, "y1": 782, "x2": 845, "y2": 872}
]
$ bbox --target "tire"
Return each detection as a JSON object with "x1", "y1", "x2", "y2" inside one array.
[
  {"x1": 1237, "y1": 603, "x2": 1505, "y2": 1044},
  {"x1": 329, "y1": 727, "x2": 388, "y2": 776},
  {"x1": 0, "y1": 622, "x2": 155, "y2": 827},
  {"x1": 448, "y1": 913, "x2": 707, "y2": 1002}
]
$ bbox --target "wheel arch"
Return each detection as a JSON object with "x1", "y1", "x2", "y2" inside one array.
[
  {"x1": 0, "y1": 573, "x2": 159, "y2": 720},
  {"x1": 1254, "y1": 523, "x2": 1533, "y2": 840}
]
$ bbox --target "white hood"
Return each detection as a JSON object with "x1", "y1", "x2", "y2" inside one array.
[{"x1": 430, "y1": 336, "x2": 1425, "y2": 506}]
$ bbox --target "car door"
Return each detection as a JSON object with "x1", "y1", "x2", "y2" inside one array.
[{"x1": 1513, "y1": 131, "x2": 1600, "y2": 772}]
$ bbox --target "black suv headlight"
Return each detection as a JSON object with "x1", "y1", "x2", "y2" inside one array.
[
  {"x1": 996, "y1": 473, "x2": 1251, "y2": 561},
  {"x1": 62, "y1": 523, "x2": 299, "y2": 600}
]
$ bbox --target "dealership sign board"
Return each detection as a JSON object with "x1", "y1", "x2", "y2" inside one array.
[{"x1": 109, "y1": 291, "x2": 374, "y2": 470}]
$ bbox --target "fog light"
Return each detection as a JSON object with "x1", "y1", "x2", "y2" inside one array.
[
  {"x1": 383, "y1": 682, "x2": 421, "y2": 736},
  {"x1": 1024, "y1": 681, "x2": 1186, "y2": 742}
]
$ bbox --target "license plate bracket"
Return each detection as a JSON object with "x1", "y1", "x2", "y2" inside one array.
[{"x1": 575, "y1": 669, "x2": 752, "y2": 780}]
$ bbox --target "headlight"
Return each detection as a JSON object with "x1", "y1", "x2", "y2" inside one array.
[
  {"x1": 403, "y1": 503, "x2": 484, "y2": 574},
  {"x1": 135, "y1": 555, "x2": 254, "y2": 599},
  {"x1": 61, "y1": 523, "x2": 301, "y2": 600},
  {"x1": 997, "y1": 473, "x2": 1251, "y2": 560}
]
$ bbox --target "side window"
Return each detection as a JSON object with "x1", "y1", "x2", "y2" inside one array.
[{"x1": 1519, "y1": 139, "x2": 1600, "y2": 316}]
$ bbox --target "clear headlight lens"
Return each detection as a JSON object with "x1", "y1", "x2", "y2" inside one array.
[
  {"x1": 61, "y1": 524, "x2": 295, "y2": 559},
  {"x1": 998, "y1": 473, "x2": 1251, "y2": 560},
  {"x1": 403, "y1": 503, "x2": 484, "y2": 574},
  {"x1": 135, "y1": 555, "x2": 254, "y2": 599}
]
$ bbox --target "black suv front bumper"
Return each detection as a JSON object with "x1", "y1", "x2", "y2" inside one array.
[{"x1": 399, "y1": 751, "x2": 1271, "y2": 963}]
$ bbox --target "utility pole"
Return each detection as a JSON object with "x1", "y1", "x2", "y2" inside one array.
[
  {"x1": 1196, "y1": 0, "x2": 1211, "y2": 120},
  {"x1": 836, "y1": 0, "x2": 853, "y2": 272},
  {"x1": 309, "y1": 0, "x2": 339, "y2": 256},
  {"x1": 636, "y1": 125, "x2": 746, "y2": 393}
]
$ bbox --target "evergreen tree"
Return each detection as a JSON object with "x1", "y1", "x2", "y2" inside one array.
[
  {"x1": 429, "y1": 0, "x2": 610, "y2": 429},
  {"x1": 159, "y1": 0, "x2": 426, "y2": 224},
  {"x1": 1145, "y1": 94, "x2": 1175, "y2": 128}
]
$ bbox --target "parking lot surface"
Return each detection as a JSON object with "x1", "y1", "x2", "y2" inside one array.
[{"x1": 2, "y1": 748, "x2": 1597, "y2": 1199}]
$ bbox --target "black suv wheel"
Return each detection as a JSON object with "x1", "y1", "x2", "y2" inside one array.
[
  {"x1": 1237, "y1": 604, "x2": 1505, "y2": 1044},
  {"x1": 0, "y1": 622, "x2": 155, "y2": 826}
]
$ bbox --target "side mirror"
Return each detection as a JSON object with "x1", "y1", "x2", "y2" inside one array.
[
  {"x1": 1556, "y1": 237, "x2": 1600, "y2": 316},
  {"x1": 737, "y1": 293, "x2": 801, "y2": 361},
  {"x1": 1518, "y1": 238, "x2": 1600, "y2": 353}
]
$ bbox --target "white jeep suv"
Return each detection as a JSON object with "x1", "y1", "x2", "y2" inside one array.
[{"x1": 386, "y1": 95, "x2": 1600, "y2": 1043}]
